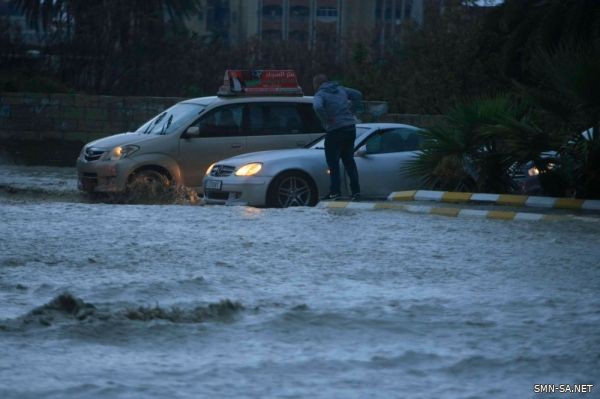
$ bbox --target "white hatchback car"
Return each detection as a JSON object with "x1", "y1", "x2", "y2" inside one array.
[{"x1": 203, "y1": 123, "x2": 424, "y2": 207}]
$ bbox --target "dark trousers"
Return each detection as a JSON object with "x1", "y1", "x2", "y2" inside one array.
[{"x1": 324, "y1": 125, "x2": 360, "y2": 195}]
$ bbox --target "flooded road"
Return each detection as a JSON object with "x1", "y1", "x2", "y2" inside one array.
[{"x1": 1, "y1": 165, "x2": 599, "y2": 398}]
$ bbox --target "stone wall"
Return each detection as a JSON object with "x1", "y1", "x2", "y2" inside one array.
[
  {"x1": 0, "y1": 92, "x2": 182, "y2": 165},
  {"x1": 0, "y1": 92, "x2": 183, "y2": 143},
  {"x1": 0, "y1": 92, "x2": 443, "y2": 166}
]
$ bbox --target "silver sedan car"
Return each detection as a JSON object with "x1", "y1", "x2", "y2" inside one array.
[{"x1": 203, "y1": 123, "x2": 424, "y2": 207}]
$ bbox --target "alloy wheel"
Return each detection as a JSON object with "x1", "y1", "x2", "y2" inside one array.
[{"x1": 275, "y1": 175, "x2": 314, "y2": 207}]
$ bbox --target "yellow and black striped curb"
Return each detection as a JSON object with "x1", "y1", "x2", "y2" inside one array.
[
  {"x1": 387, "y1": 190, "x2": 600, "y2": 211},
  {"x1": 317, "y1": 201, "x2": 598, "y2": 222}
]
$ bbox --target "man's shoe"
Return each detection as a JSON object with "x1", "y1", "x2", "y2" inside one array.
[
  {"x1": 350, "y1": 193, "x2": 361, "y2": 201},
  {"x1": 322, "y1": 192, "x2": 341, "y2": 200}
]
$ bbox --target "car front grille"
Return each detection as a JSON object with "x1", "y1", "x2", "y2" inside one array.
[
  {"x1": 209, "y1": 164, "x2": 235, "y2": 177},
  {"x1": 84, "y1": 147, "x2": 106, "y2": 162},
  {"x1": 204, "y1": 190, "x2": 229, "y2": 200},
  {"x1": 508, "y1": 163, "x2": 527, "y2": 180},
  {"x1": 79, "y1": 173, "x2": 98, "y2": 191}
]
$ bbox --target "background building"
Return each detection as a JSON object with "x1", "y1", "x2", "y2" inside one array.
[{"x1": 185, "y1": 0, "x2": 428, "y2": 46}]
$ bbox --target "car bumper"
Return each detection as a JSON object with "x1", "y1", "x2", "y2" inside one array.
[
  {"x1": 76, "y1": 158, "x2": 133, "y2": 193},
  {"x1": 516, "y1": 175, "x2": 542, "y2": 195},
  {"x1": 203, "y1": 176, "x2": 271, "y2": 206}
]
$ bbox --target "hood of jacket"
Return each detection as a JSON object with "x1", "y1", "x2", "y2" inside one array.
[
  {"x1": 313, "y1": 81, "x2": 360, "y2": 132},
  {"x1": 319, "y1": 81, "x2": 341, "y2": 94}
]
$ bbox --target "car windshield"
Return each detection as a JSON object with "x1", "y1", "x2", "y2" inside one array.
[
  {"x1": 310, "y1": 127, "x2": 371, "y2": 149},
  {"x1": 136, "y1": 103, "x2": 206, "y2": 135}
]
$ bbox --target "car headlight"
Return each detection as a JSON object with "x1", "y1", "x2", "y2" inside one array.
[
  {"x1": 528, "y1": 166, "x2": 540, "y2": 176},
  {"x1": 235, "y1": 163, "x2": 262, "y2": 176},
  {"x1": 101, "y1": 145, "x2": 139, "y2": 161},
  {"x1": 206, "y1": 163, "x2": 216, "y2": 176}
]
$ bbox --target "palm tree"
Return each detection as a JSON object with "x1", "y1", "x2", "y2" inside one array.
[
  {"x1": 483, "y1": 0, "x2": 600, "y2": 84},
  {"x1": 408, "y1": 94, "x2": 547, "y2": 193},
  {"x1": 518, "y1": 42, "x2": 600, "y2": 198},
  {"x1": 474, "y1": 0, "x2": 600, "y2": 197}
]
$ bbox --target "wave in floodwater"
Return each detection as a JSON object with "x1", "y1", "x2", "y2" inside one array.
[
  {"x1": 96, "y1": 183, "x2": 203, "y2": 205},
  {"x1": 0, "y1": 183, "x2": 81, "y2": 201},
  {"x1": 0, "y1": 181, "x2": 203, "y2": 205},
  {"x1": 0, "y1": 293, "x2": 244, "y2": 332},
  {"x1": 1, "y1": 165, "x2": 599, "y2": 399}
]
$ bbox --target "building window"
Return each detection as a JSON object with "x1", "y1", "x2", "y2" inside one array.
[
  {"x1": 404, "y1": 0, "x2": 413, "y2": 18},
  {"x1": 316, "y1": 6, "x2": 337, "y2": 23},
  {"x1": 385, "y1": 7, "x2": 392, "y2": 20},
  {"x1": 316, "y1": 7, "x2": 337, "y2": 18},
  {"x1": 375, "y1": 0, "x2": 383, "y2": 19},
  {"x1": 206, "y1": 0, "x2": 230, "y2": 32},
  {"x1": 262, "y1": 5, "x2": 283, "y2": 19},
  {"x1": 290, "y1": 5, "x2": 309, "y2": 19}
]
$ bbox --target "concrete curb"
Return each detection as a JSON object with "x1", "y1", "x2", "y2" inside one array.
[
  {"x1": 317, "y1": 201, "x2": 599, "y2": 222},
  {"x1": 387, "y1": 190, "x2": 600, "y2": 211}
]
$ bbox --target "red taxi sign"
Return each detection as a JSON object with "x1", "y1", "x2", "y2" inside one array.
[{"x1": 217, "y1": 69, "x2": 303, "y2": 96}]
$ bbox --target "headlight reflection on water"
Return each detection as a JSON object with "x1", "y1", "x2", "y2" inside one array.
[{"x1": 242, "y1": 206, "x2": 265, "y2": 219}]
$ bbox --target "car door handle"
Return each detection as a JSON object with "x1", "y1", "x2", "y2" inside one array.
[{"x1": 231, "y1": 143, "x2": 242, "y2": 148}]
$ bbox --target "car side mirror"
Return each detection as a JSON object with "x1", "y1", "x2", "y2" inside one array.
[
  {"x1": 355, "y1": 145, "x2": 368, "y2": 157},
  {"x1": 183, "y1": 126, "x2": 200, "y2": 138}
]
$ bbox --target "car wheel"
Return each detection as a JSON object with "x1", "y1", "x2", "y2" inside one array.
[
  {"x1": 125, "y1": 169, "x2": 172, "y2": 202},
  {"x1": 267, "y1": 171, "x2": 317, "y2": 208},
  {"x1": 129, "y1": 169, "x2": 170, "y2": 188}
]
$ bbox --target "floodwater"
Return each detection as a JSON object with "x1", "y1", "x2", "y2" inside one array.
[{"x1": 1, "y1": 165, "x2": 599, "y2": 399}]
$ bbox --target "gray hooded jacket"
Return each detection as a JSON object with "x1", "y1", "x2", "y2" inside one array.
[{"x1": 313, "y1": 82, "x2": 363, "y2": 132}]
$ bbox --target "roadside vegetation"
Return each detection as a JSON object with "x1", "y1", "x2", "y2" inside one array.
[
  {"x1": 408, "y1": 0, "x2": 600, "y2": 198},
  {"x1": 1, "y1": 0, "x2": 599, "y2": 198}
]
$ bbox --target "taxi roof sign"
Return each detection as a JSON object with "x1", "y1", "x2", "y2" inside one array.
[{"x1": 217, "y1": 69, "x2": 304, "y2": 97}]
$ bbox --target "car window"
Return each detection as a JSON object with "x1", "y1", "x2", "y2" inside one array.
[
  {"x1": 311, "y1": 126, "x2": 370, "y2": 149},
  {"x1": 364, "y1": 128, "x2": 422, "y2": 154},
  {"x1": 247, "y1": 102, "x2": 322, "y2": 135},
  {"x1": 304, "y1": 133, "x2": 326, "y2": 148},
  {"x1": 136, "y1": 103, "x2": 205, "y2": 135},
  {"x1": 298, "y1": 103, "x2": 324, "y2": 133},
  {"x1": 191, "y1": 105, "x2": 244, "y2": 137}
]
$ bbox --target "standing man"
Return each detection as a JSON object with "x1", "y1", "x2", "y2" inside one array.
[{"x1": 312, "y1": 74, "x2": 363, "y2": 200}]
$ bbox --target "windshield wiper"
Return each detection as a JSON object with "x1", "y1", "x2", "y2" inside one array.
[
  {"x1": 160, "y1": 115, "x2": 173, "y2": 135},
  {"x1": 144, "y1": 112, "x2": 166, "y2": 134}
]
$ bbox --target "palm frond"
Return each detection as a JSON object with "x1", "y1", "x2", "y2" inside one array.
[{"x1": 407, "y1": 94, "x2": 540, "y2": 193}]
